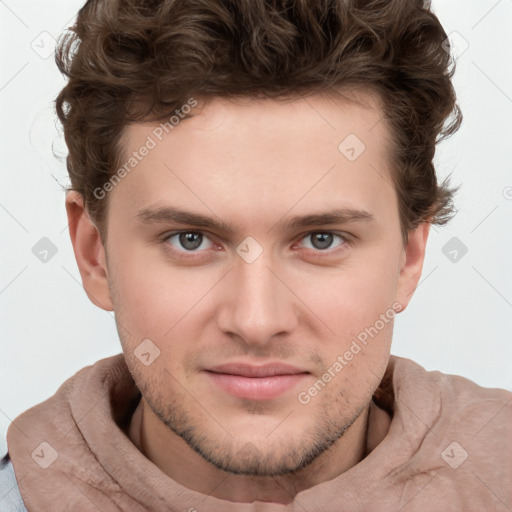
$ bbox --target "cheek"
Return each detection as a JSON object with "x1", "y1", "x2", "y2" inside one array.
[
  {"x1": 293, "y1": 248, "x2": 400, "y2": 330},
  {"x1": 287, "y1": 245, "x2": 398, "y2": 385},
  {"x1": 110, "y1": 246, "x2": 217, "y2": 335}
]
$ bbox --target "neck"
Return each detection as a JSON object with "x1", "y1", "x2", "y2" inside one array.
[{"x1": 127, "y1": 398, "x2": 389, "y2": 503}]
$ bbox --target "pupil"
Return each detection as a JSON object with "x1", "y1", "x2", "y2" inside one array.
[
  {"x1": 179, "y1": 232, "x2": 202, "y2": 250},
  {"x1": 312, "y1": 232, "x2": 333, "y2": 250}
]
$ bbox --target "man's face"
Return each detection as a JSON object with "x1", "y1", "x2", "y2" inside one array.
[{"x1": 102, "y1": 92, "x2": 412, "y2": 476}]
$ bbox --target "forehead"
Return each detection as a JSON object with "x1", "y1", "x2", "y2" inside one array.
[
  {"x1": 125, "y1": 90, "x2": 388, "y2": 158},
  {"x1": 111, "y1": 91, "x2": 396, "y2": 230}
]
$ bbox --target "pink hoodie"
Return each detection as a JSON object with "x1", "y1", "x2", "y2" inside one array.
[{"x1": 5, "y1": 354, "x2": 512, "y2": 511}]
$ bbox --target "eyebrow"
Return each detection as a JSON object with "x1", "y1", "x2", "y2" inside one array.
[{"x1": 134, "y1": 206, "x2": 374, "y2": 232}]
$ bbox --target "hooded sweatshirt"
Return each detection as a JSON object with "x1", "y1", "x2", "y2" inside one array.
[{"x1": 1, "y1": 354, "x2": 511, "y2": 512}]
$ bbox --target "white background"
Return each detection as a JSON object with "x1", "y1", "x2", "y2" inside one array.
[{"x1": 1, "y1": 1, "x2": 511, "y2": 445}]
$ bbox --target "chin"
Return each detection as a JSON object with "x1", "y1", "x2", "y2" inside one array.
[{"x1": 193, "y1": 438, "x2": 318, "y2": 477}]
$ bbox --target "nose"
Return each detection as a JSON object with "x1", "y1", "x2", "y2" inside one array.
[{"x1": 216, "y1": 253, "x2": 298, "y2": 347}]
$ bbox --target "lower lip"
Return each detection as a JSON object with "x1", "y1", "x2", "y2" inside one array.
[{"x1": 205, "y1": 372, "x2": 309, "y2": 401}]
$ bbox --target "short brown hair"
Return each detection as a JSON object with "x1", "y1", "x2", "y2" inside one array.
[{"x1": 56, "y1": 0, "x2": 462, "y2": 244}]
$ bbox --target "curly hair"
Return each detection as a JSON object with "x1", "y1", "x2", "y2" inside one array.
[{"x1": 55, "y1": 0, "x2": 462, "y2": 245}]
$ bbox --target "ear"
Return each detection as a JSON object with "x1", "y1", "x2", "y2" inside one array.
[
  {"x1": 65, "y1": 191, "x2": 113, "y2": 311},
  {"x1": 395, "y1": 222, "x2": 431, "y2": 313}
]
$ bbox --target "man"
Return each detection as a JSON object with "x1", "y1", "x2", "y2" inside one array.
[{"x1": 1, "y1": 0, "x2": 510, "y2": 510}]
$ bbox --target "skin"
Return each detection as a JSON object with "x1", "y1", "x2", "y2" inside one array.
[{"x1": 66, "y1": 91, "x2": 430, "y2": 503}]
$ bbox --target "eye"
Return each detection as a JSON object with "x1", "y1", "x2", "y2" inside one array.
[
  {"x1": 297, "y1": 232, "x2": 347, "y2": 251},
  {"x1": 165, "y1": 231, "x2": 214, "y2": 252}
]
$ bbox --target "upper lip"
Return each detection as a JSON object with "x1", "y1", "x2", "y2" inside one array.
[{"x1": 206, "y1": 363, "x2": 308, "y2": 378}]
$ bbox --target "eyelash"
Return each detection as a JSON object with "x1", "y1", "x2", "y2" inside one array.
[{"x1": 158, "y1": 230, "x2": 352, "y2": 260}]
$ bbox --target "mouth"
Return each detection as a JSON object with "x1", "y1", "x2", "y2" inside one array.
[{"x1": 204, "y1": 363, "x2": 310, "y2": 401}]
